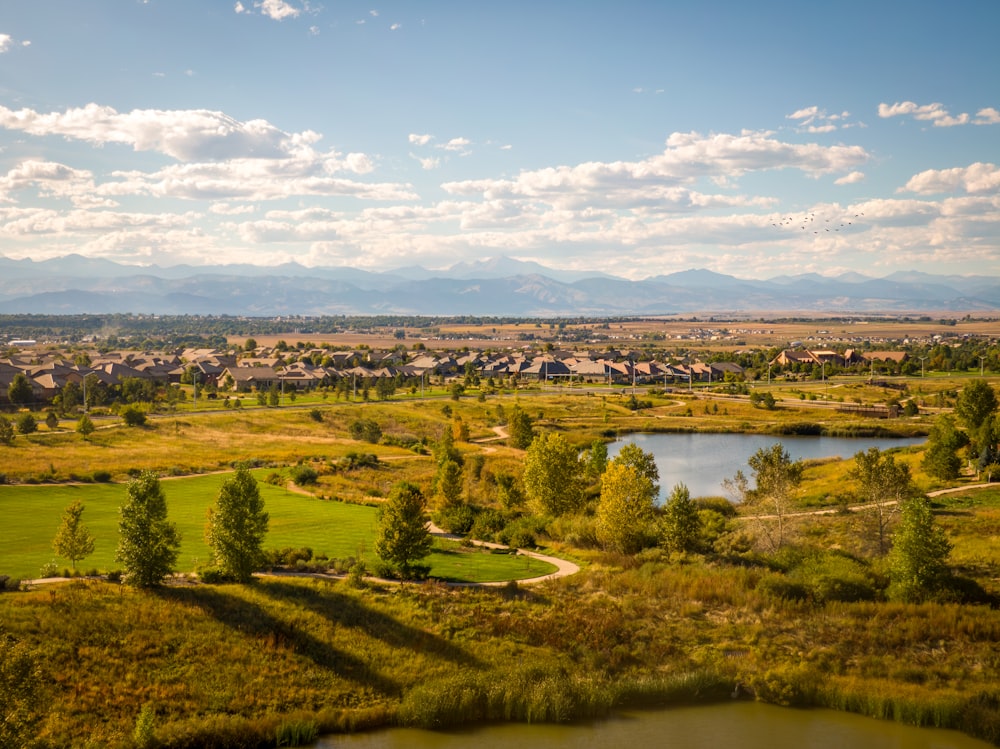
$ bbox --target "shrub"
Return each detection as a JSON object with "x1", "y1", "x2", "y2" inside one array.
[
  {"x1": 437, "y1": 504, "x2": 476, "y2": 535},
  {"x1": 290, "y1": 465, "x2": 318, "y2": 486},
  {"x1": 121, "y1": 405, "x2": 147, "y2": 427},
  {"x1": 198, "y1": 566, "x2": 236, "y2": 584},
  {"x1": 348, "y1": 418, "x2": 382, "y2": 444},
  {"x1": 695, "y1": 496, "x2": 737, "y2": 517},
  {"x1": 92, "y1": 470, "x2": 112, "y2": 483},
  {"x1": 15, "y1": 413, "x2": 37, "y2": 435},
  {"x1": 308, "y1": 408, "x2": 323, "y2": 422}
]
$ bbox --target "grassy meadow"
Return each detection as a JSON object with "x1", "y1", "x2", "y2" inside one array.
[{"x1": 3, "y1": 375, "x2": 1000, "y2": 748}]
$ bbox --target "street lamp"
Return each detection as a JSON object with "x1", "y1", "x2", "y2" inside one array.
[
  {"x1": 980, "y1": 355, "x2": 986, "y2": 377},
  {"x1": 919, "y1": 356, "x2": 928, "y2": 378}
]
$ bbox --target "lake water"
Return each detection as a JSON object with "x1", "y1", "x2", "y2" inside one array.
[
  {"x1": 316, "y1": 702, "x2": 993, "y2": 748},
  {"x1": 609, "y1": 432, "x2": 925, "y2": 499}
]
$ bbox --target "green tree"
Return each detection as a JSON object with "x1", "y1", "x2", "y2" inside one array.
[
  {"x1": 77, "y1": 413, "x2": 95, "y2": 438},
  {"x1": 887, "y1": 496, "x2": 952, "y2": 602},
  {"x1": 850, "y1": 447, "x2": 913, "y2": 554},
  {"x1": 582, "y1": 439, "x2": 608, "y2": 481},
  {"x1": 45, "y1": 411, "x2": 59, "y2": 430},
  {"x1": 7, "y1": 372, "x2": 33, "y2": 406},
  {"x1": 726, "y1": 443, "x2": 802, "y2": 552},
  {"x1": 506, "y1": 404, "x2": 534, "y2": 449},
  {"x1": 116, "y1": 471, "x2": 181, "y2": 587},
  {"x1": 52, "y1": 500, "x2": 96, "y2": 572},
  {"x1": 611, "y1": 442, "x2": 660, "y2": 495},
  {"x1": 434, "y1": 459, "x2": 464, "y2": 509},
  {"x1": 597, "y1": 460, "x2": 656, "y2": 554},
  {"x1": 375, "y1": 377, "x2": 396, "y2": 401},
  {"x1": 374, "y1": 481, "x2": 432, "y2": 578},
  {"x1": 205, "y1": 464, "x2": 269, "y2": 582},
  {"x1": 0, "y1": 415, "x2": 14, "y2": 446},
  {"x1": 921, "y1": 414, "x2": 968, "y2": 481},
  {"x1": 660, "y1": 482, "x2": 702, "y2": 554},
  {"x1": 523, "y1": 432, "x2": 584, "y2": 516},
  {"x1": 0, "y1": 630, "x2": 42, "y2": 748},
  {"x1": 955, "y1": 379, "x2": 998, "y2": 433},
  {"x1": 15, "y1": 412, "x2": 36, "y2": 436}
]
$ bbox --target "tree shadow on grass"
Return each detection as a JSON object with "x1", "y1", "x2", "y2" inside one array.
[
  {"x1": 255, "y1": 578, "x2": 481, "y2": 669},
  {"x1": 153, "y1": 585, "x2": 401, "y2": 696}
]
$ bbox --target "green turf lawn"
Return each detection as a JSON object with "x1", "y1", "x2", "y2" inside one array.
[{"x1": 0, "y1": 472, "x2": 556, "y2": 583}]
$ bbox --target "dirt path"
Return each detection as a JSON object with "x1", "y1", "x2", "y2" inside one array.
[{"x1": 426, "y1": 521, "x2": 578, "y2": 586}]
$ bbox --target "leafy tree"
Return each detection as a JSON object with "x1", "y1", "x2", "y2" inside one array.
[
  {"x1": 0, "y1": 416, "x2": 14, "y2": 446},
  {"x1": 0, "y1": 630, "x2": 42, "y2": 748},
  {"x1": 7, "y1": 372, "x2": 33, "y2": 406},
  {"x1": 76, "y1": 413, "x2": 95, "y2": 438},
  {"x1": 494, "y1": 472, "x2": 524, "y2": 509},
  {"x1": 887, "y1": 496, "x2": 952, "y2": 602},
  {"x1": 523, "y1": 432, "x2": 584, "y2": 516},
  {"x1": 52, "y1": 500, "x2": 96, "y2": 571},
  {"x1": 15, "y1": 412, "x2": 36, "y2": 436},
  {"x1": 119, "y1": 376, "x2": 156, "y2": 404},
  {"x1": 205, "y1": 464, "x2": 269, "y2": 582},
  {"x1": 726, "y1": 443, "x2": 802, "y2": 552},
  {"x1": 507, "y1": 405, "x2": 534, "y2": 449},
  {"x1": 244, "y1": 338, "x2": 257, "y2": 351},
  {"x1": 267, "y1": 385, "x2": 280, "y2": 407},
  {"x1": 597, "y1": 460, "x2": 656, "y2": 554},
  {"x1": 582, "y1": 439, "x2": 608, "y2": 481},
  {"x1": 375, "y1": 377, "x2": 396, "y2": 401},
  {"x1": 116, "y1": 471, "x2": 181, "y2": 587},
  {"x1": 434, "y1": 459, "x2": 464, "y2": 509},
  {"x1": 45, "y1": 411, "x2": 59, "y2": 430},
  {"x1": 374, "y1": 481, "x2": 432, "y2": 578},
  {"x1": 850, "y1": 447, "x2": 914, "y2": 554},
  {"x1": 955, "y1": 379, "x2": 998, "y2": 433},
  {"x1": 921, "y1": 414, "x2": 968, "y2": 481},
  {"x1": 660, "y1": 482, "x2": 702, "y2": 554},
  {"x1": 611, "y1": 442, "x2": 660, "y2": 495}
]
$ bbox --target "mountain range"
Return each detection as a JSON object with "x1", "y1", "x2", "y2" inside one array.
[{"x1": 0, "y1": 254, "x2": 997, "y2": 317}]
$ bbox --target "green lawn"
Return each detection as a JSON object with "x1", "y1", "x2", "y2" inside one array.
[{"x1": 0, "y1": 472, "x2": 556, "y2": 583}]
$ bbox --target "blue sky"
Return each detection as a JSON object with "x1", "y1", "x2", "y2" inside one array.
[{"x1": 1, "y1": 0, "x2": 998, "y2": 280}]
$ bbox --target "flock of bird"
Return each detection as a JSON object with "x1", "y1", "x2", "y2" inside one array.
[{"x1": 771, "y1": 212, "x2": 864, "y2": 234}]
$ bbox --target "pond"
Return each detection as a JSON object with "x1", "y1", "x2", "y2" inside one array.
[
  {"x1": 609, "y1": 432, "x2": 925, "y2": 499},
  {"x1": 316, "y1": 702, "x2": 992, "y2": 748}
]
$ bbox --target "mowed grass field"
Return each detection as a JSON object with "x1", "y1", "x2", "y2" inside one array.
[{"x1": 0, "y1": 471, "x2": 556, "y2": 583}]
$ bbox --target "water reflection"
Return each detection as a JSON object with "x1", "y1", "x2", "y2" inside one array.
[
  {"x1": 609, "y1": 432, "x2": 924, "y2": 499},
  {"x1": 318, "y1": 702, "x2": 991, "y2": 748}
]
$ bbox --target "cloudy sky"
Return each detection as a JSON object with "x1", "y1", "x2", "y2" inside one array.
[{"x1": 1, "y1": 1, "x2": 998, "y2": 280}]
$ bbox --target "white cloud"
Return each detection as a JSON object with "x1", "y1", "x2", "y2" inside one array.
[
  {"x1": 258, "y1": 0, "x2": 300, "y2": 21},
  {"x1": 441, "y1": 137, "x2": 471, "y2": 153},
  {"x1": 786, "y1": 106, "x2": 853, "y2": 132},
  {"x1": 835, "y1": 171, "x2": 865, "y2": 185},
  {"x1": 408, "y1": 133, "x2": 432, "y2": 146},
  {"x1": 0, "y1": 34, "x2": 11, "y2": 53},
  {"x1": 975, "y1": 107, "x2": 1000, "y2": 125},
  {"x1": 411, "y1": 154, "x2": 440, "y2": 170},
  {"x1": 878, "y1": 100, "x2": 972, "y2": 127},
  {"x1": 390, "y1": 23, "x2": 401, "y2": 31},
  {"x1": 0, "y1": 103, "x2": 330, "y2": 162},
  {"x1": 901, "y1": 162, "x2": 1000, "y2": 195},
  {"x1": 234, "y1": 2, "x2": 247, "y2": 13}
]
